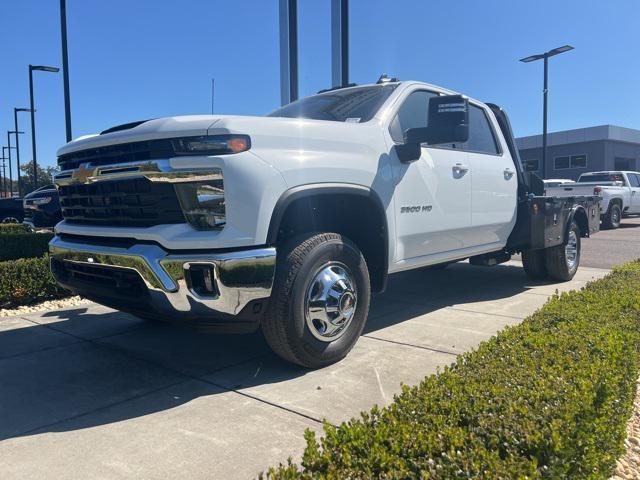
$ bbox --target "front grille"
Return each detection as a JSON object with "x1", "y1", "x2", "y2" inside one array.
[
  {"x1": 52, "y1": 258, "x2": 148, "y2": 297},
  {"x1": 58, "y1": 177, "x2": 185, "y2": 227},
  {"x1": 58, "y1": 139, "x2": 175, "y2": 171}
]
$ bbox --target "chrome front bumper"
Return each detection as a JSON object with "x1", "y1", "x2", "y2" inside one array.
[{"x1": 49, "y1": 236, "x2": 276, "y2": 319}]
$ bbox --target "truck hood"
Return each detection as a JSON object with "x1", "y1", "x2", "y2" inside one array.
[{"x1": 56, "y1": 115, "x2": 382, "y2": 159}]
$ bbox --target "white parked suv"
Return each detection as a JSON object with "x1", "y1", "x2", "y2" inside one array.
[
  {"x1": 545, "y1": 171, "x2": 640, "y2": 229},
  {"x1": 50, "y1": 78, "x2": 600, "y2": 367}
]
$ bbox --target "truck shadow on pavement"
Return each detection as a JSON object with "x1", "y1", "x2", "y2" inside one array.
[{"x1": 0, "y1": 262, "x2": 549, "y2": 440}]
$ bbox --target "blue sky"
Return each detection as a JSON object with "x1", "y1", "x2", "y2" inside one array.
[{"x1": 1, "y1": 0, "x2": 639, "y2": 170}]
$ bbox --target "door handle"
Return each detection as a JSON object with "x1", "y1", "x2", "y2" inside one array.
[
  {"x1": 453, "y1": 163, "x2": 469, "y2": 175},
  {"x1": 504, "y1": 168, "x2": 515, "y2": 179}
]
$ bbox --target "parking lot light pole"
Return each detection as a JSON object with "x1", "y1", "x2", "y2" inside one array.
[
  {"x1": 520, "y1": 45, "x2": 574, "y2": 176},
  {"x1": 29, "y1": 64, "x2": 60, "y2": 188},
  {"x1": 14, "y1": 108, "x2": 33, "y2": 197},
  {"x1": 1, "y1": 147, "x2": 8, "y2": 197},
  {"x1": 60, "y1": 0, "x2": 72, "y2": 142},
  {"x1": 8, "y1": 131, "x2": 24, "y2": 198},
  {"x1": 6, "y1": 133, "x2": 20, "y2": 198}
]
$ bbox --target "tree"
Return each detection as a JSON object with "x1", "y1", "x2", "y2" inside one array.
[{"x1": 19, "y1": 161, "x2": 58, "y2": 195}]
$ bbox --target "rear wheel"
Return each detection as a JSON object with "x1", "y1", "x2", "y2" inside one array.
[
  {"x1": 602, "y1": 203, "x2": 622, "y2": 229},
  {"x1": 522, "y1": 249, "x2": 547, "y2": 279},
  {"x1": 544, "y1": 220, "x2": 581, "y2": 281},
  {"x1": 262, "y1": 232, "x2": 371, "y2": 368}
]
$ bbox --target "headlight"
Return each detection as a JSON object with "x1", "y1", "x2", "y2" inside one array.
[
  {"x1": 175, "y1": 180, "x2": 225, "y2": 230},
  {"x1": 31, "y1": 197, "x2": 53, "y2": 205},
  {"x1": 172, "y1": 135, "x2": 250, "y2": 155}
]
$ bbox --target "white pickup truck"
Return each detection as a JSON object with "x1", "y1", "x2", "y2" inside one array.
[
  {"x1": 49, "y1": 79, "x2": 600, "y2": 368},
  {"x1": 545, "y1": 171, "x2": 640, "y2": 229}
]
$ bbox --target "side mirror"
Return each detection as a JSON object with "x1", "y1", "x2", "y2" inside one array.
[{"x1": 399, "y1": 95, "x2": 469, "y2": 163}]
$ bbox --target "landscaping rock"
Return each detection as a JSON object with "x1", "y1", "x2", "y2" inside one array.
[{"x1": 0, "y1": 296, "x2": 91, "y2": 317}]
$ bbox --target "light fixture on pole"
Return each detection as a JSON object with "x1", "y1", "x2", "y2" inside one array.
[
  {"x1": 28, "y1": 64, "x2": 60, "y2": 188},
  {"x1": 520, "y1": 45, "x2": 574, "y2": 177}
]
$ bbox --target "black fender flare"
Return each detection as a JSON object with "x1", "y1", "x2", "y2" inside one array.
[
  {"x1": 266, "y1": 183, "x2": 389, "y2": 290},
  {"x1": 567, "y1": 204, "x2": 589, "y2": 238}
]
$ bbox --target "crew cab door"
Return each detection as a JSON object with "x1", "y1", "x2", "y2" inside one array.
[
  {"x1": 387, "y1": 90, "x2": 472, "y2": 262},
  {"x1": 627, "y1": 173, "x2": 640, "y2": 213},
  {"x1": 465, "y1": 105, "x2": 518, "y2": 246}
]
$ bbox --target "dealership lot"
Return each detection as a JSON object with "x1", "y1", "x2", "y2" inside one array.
[
  {"x1": 1, "y1": 218, "x2": 638, "y2": 479},
  {"x1": 0, "y1": 253, "x2": 617, "y2": 479}
]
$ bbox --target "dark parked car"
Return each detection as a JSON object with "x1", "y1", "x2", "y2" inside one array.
[
  {"x1": 0, "y1": 197, "x2": 24, "y2": 223},
  {"x1": 23, "y1": 185, "x2": 62, "y2": 229}
]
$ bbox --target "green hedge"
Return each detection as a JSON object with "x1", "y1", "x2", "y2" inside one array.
[
  {"x1": 265, "y1": 261, "x2": 640, "y2": 479},
  {"x1": 0, "y1": 232, "x2": 54, "y2": 261},
  {"x1": 0, "y1": 223, "x2": 28, "y2": 235},
  {"x1": 0, "y1": 255, "x2": 68, "y2": 308}
]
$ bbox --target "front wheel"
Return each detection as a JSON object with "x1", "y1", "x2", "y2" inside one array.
[
  {"x1": 544, "y1": 220, "x2": 581, "y2": 281},
  {"x1": 262, "y1": 232, "x2": 371, "y2": 368}
]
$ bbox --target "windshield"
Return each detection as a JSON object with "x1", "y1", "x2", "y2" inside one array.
[
  {"x1": 579, "y1": 173, "x2": 626, "y2": 185},
  {"x1": 267, "y1": 85, "x2": 398, "y2": 123}
]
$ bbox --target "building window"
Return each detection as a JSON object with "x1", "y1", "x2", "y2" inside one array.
[
  {"x1": 571, "y1": 154, "x2": 587, "y2": 168},
  {"x1": 523, "y1": 159, "x2": 539, "y2": 172},
  {"x1": 554, "y1": 155, "x2": 587, "y2": 169},
  {"x1": 614, "y1": 157, "x2": 636, "y2": 171},
  {"x1": 554, "y1": 156, "x2": 570, "y2": 169}
]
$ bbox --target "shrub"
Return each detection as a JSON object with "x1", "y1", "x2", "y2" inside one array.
[
  {"x1": 0, "y1": 223, "x2": 28, "y2": 235},
  {"x1": 0, "y1": 232, "x2": 54, "y2": 261},
  {"x1": 0, "y1": 255, "x2": 68, "y2": 308},
  {"x1": 265, "y1": 261, "x2": 640, "y2": 479}
]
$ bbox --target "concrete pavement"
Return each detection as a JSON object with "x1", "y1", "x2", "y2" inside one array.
[
  {"x1": 0, "y1": 260, "x2": 610, "y2": 479},
  {"x1": 580, "y1": 215, "x2": 640, "y2": 269}
]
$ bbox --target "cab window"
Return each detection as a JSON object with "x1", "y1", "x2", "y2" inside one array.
[
  {"x1": 466, "y1": 106, "x2": 500, "y2": 154},
  {"x1": 451, "y1": 105, "x2": 500, "y2": 154}
]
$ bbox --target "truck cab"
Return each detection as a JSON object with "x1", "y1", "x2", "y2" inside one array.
[{"x1": 49, "y1": 79, "x2": 600, "y2": 368}]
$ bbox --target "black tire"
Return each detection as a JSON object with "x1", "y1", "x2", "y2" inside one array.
[
  {"x1": 262, "y1": 232, "x2": 371, "y2": 368},
  {"x1": 544, "y1": 220, "x2": 581, "y2": 282},
  {"x1": 522, "y1": 249, "x2": 547, "y2": 279},
  {"x1": 602, "y1": 202, "x2": 622, "y2": 229}
]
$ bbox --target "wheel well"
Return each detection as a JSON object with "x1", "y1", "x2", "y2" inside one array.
[
  {"x1": 269, "y1": 189, "x2": 388, "y2": 292},
  {"x1": 609, "y1": 198, "x2": 623, "y2": 210}
]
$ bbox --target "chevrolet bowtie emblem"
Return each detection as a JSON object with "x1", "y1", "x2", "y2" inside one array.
[{"x1": 71, "y1": 163, "x2": 95, "y2": 183}]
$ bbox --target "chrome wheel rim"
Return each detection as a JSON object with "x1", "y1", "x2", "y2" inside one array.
[
  {"x1": 1, "y1": 216, "x2": 20, "y2": 224},
  {"x1": 305, "y1": 262, "x2": 357, "y2": 342},
  {"x1": 565, "y1": 230, "x2": 578, "y2": 269}
]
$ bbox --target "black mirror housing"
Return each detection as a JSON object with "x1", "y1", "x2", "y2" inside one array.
[
  {"x1": 394, "y1": 143, "x2": 421, "y2": 163},
  {"x1": 402, "y1": 95, "x2": 469, "y2": 154},
  {"x1": 425, "y1": 94, "x2": 469, "y2": 145}
]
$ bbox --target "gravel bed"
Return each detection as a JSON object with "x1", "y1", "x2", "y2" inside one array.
[
  {"x1": 611, "y1": 378, "x2": 640, "y2": 480},
  {"x1": 0, "y1": 296, "x2": 92, "y2": 317}
]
